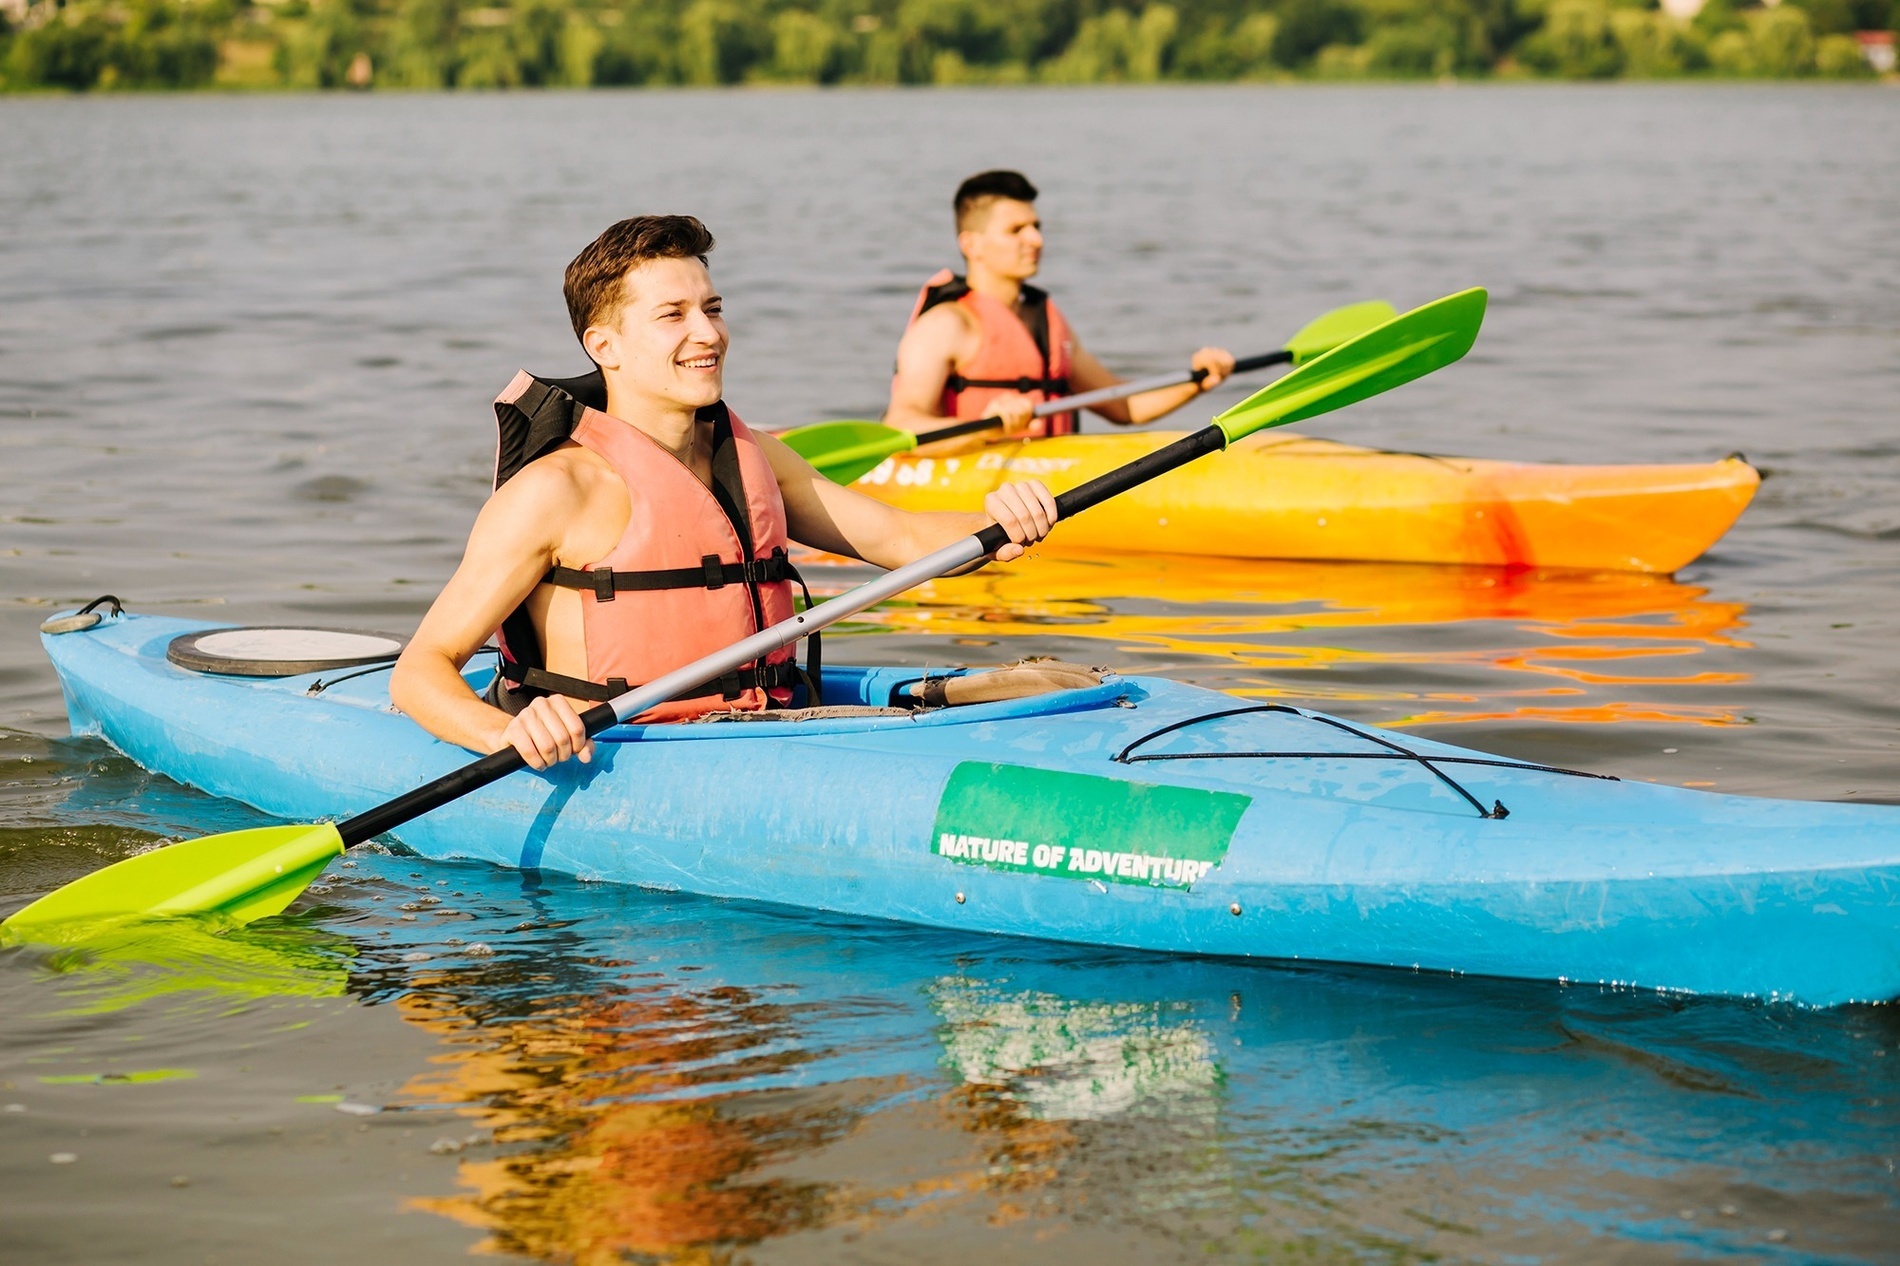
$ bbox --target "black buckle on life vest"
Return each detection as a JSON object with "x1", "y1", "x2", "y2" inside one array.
[
  {"x1": 592, "y1": 566, "x2": 615, "y2": 603},
  {"x1": 702, "y1": 554, "x2": 725, "y2": 589}
]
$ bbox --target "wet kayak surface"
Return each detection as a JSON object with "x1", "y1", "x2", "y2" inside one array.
[{"x1": 4, "y1": 86, "x2": 1899, "y2": 1262}]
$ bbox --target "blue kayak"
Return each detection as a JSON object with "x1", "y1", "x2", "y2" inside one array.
[{"x1": 39, "y1": 612, "x2": 1900, "y2": 1006}]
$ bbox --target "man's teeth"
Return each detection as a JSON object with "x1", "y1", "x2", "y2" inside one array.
[{"x1": 680, "y1": 355, "x2": 719, "y2": 368}]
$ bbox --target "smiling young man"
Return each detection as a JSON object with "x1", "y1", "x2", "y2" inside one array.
[
  {"x1": 391, "y1": 215, "x2": 1057, "y2": 770},
  {"x1": 886, "y1": 170, "x2": 1237, "y2": 443}
]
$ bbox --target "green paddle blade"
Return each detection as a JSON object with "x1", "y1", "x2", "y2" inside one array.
[
  {"x1": 1281, "y1": 300, "x2": 1400, "y2": 365},
  {"x1": 1, "y1": 823, "x2": 345, "y2": 944},
  {"x1": 1215, "y1": 288, "x2": 1487, "y2": 446},
  {"x1": 779, "y1": 419, "x2": 920, "y2": 485}
]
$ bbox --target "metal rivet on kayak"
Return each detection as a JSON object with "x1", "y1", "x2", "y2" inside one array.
[
  {"x1": 955, "y1": 892, "x2": 965, "y2": 904},
  {"x1": 1229, "y1": 903, "x2": 1242, "y2": 916}
]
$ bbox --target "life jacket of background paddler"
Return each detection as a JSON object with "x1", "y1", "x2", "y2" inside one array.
[
  {"x1": 900, "y1": 269, "x2": 1077, "y2": 436},
  {"x1": 489, "y1": 369, "x2": 816, "y2": 723}
]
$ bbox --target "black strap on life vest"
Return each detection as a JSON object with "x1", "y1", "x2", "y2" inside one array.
[
  {"x1": 489, "y1": 373, "x2": 820, "y2": 710},
  {"x1": 495, "y1": 656, "x2": 807, "y2": 709},
  {"x1": 916, "y1": 275, "x2": 1068, "y2": 397},
  {"x1": 543, "y1": 546, "x2": 801, "y2": 600}
]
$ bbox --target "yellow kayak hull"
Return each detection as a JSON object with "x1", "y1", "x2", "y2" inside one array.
[{"x1": 851, "y1": 432, "x2": 1759, "y2": 573}]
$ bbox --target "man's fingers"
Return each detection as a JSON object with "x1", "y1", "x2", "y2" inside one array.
[
  {"x1": 551, "y1": 697, "x2": 594, "y2": 764},
  {"x1": 507, "y1": 698, "x2": 595, "y2": 769},
  {"x1": 985, "y1": 481, "x2": 1058, "y2": 550},
  {"x1": 1033, "y1": 481, "x2": 1059, "y2": 530},
  {"x1": 1194, "y1": 347, "x2": 1236, "y2": 391},
  {"x1": 509, "y1": 713, "x2": 554, "y2": 770}
]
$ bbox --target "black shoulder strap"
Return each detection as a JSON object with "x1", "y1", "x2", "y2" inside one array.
[
  {"x1": 700, "y1": 402, "x2": 755, "y2": 561},
  {"x1": 915, "y1": 273, "x2": 971, "y2": 318},
  {"x1": 1016, "y1": 283, "x2": 1053, "y2": 366},
  {"x1": 492, "y1": 369, "x2": 607, "y2": 490}
]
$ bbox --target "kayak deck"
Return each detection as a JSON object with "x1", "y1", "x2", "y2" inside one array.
[
  {"x1": 852, "y1": 432, "x2": 1758, "y2": 573},
  {"x1": 39, "y1": 613, "x2": 1900, "y2": 1006}
]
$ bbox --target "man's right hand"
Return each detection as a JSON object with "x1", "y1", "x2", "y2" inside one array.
[
  {"x1": 498, "y1": 694, "x2": 595, "y2": 769},
  {"x1": 988, "y1": 391, "x2": 1041, "y2": 437}
]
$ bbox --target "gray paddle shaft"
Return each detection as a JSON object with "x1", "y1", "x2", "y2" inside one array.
[
  {"x1": 604, "y1": 535, "x2": 988, "y2": 725},
  {"x1": 1037, "y1": 368, "x2": 1196, "y2": 417}
]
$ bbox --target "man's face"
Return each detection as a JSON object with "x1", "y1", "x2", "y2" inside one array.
[
  {"x1": 959, "y1": 198, "x2": 1043, "y2": 281},
  {"x1": 586, "y1": 255, "x2": 728, "y2": 410}
]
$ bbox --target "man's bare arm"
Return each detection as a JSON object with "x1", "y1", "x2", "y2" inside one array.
[
  {"x1": 885, "y1": 303, "x2": 1038, "y2": 437},
  {"x1": 390, "y1": 460, "x2": 595, "y2": 765},
  {"x1": 1067, "y1": 336, "x2": 1235, "y2": 427},
  {"x1": 759, "y1": 431, "x2": 1055, "y2": 572}
]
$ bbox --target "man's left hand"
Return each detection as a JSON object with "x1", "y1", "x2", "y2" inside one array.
[
  {"x1": 984, "y1": 480, "x2": 1058, "y2": 561},
  {"x1": 1192, "y1": 347, "x2": 1237, "y2": 391}
]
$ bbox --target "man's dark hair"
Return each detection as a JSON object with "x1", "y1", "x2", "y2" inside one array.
[
  {"x1": 954, "y1": 170, "x2": 1039, "y2": 231},
  {"x1": 564, "y1": 215, "x2": 716, "y2": 342}
]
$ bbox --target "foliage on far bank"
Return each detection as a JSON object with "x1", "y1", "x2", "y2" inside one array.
[{"x1": 1, "y1": 0, "x2": 1892, "y2": 91}]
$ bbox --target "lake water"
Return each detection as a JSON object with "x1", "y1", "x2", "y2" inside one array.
[{"x1": 2, "y1": 85, "x2": 1897, "y2": 1263}]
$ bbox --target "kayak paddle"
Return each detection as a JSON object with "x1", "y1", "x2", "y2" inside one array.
[
  {"x1": 781, "y1": 299, "x2": 1398, "y2": 486},
  {"x1": 0, "y1": 288, "x2": 1483, "y2": 944}
]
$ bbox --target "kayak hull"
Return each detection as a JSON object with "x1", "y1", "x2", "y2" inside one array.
[
  {"x1": 41, "y1": 614, "x2": 1900, "y2": 1006},
  {"x1": 853, "y1": 432, "x2": 1758, "y2": 573}
]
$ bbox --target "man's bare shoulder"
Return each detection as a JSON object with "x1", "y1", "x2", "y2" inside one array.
[
  {"x1": 499, "y1": 443, "x2": 613, "y2": 500},
  {"x1": 483, "y1": 443, "x2": 617, "y2": 528},
  {"x1": 910, "y1": 299, "x2": 977, "y2": 338},
  {"x1": 898, "y1": 300, "x2": 978, "y2": 364}
]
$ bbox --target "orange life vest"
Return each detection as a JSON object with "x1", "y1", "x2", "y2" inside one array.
[
  {"x1": 900, "y1": 269, "x2": 1077, "y2": 437},
  {"x1": 488, "y1": 370, "x2": 815, "y2": 724}
]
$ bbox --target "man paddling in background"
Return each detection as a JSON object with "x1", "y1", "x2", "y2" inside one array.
[
  {"x1": 887, "y1": 170, "x2": 1237, "y2": 443},
  {"x1": 391, "y1": 215, "x2": 1057, "y2": 770}
]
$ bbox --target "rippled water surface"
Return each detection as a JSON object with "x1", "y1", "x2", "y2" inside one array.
[{"x1": 3, "y1": 86, "x2": 1898, "y2": 1262}]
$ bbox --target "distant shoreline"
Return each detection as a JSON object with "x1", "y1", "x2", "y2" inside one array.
[{"x1": 3, "y1": 0, "x2": 1893, "y2": 94}]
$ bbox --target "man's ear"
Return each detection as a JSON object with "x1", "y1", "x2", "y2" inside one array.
[
  {"x1": 955, "y1": 228, "x2": 978, "y2": 262},
  {"x1": 582, "y1": 322, "x2": 618, "y2": 371}
]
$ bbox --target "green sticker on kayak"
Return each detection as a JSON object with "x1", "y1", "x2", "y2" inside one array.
[{"x1": 930, "y1": 762, "x2": 1250, "y2": 890}]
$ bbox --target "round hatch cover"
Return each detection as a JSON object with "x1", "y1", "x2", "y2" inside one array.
[{"x1": 167, "y1": 627, "x2": 409, "y2": 677}]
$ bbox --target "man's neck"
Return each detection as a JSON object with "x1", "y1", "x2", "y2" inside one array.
[
  {"x1": 600, "y1": 377, "x2": 704, "y2": 466},
  {"x1": 964, "y1": 262, "x2": 1026, "y2": 309}
]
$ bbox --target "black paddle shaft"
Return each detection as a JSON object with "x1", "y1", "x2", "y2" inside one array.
[
  {"x1": 335, "y1": 701, "x2": 620, "y2": 847},
  {"x1": 974, "y1": 425, "x2": 1226, "y2": 555},
  {"x1": 1226, "y1": 349, "x2": 1296, "y2": 375}
]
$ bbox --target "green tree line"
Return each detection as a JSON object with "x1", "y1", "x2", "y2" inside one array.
[{"x1": 2, "y1": 0, "x2": 1892, "y2": 90}]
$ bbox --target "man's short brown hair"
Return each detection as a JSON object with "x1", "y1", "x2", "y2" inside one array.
[
  {"x1": 564, "y1": 215, "x2": 716, "y2": 343},
  {"x1": 954, "y1": 170, "x2": 1038, "y2": 232}
]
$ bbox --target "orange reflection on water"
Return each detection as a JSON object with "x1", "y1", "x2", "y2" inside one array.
[
  {"x1": 803, "y1": 548, "x2": 1755, "y2": 728},
  {"x1": 391, "y1": 975, "x2": 1085, "y2": 1263},
  {"x1": 396, "y1": 981, "x2": 833, "y2": 1263}
]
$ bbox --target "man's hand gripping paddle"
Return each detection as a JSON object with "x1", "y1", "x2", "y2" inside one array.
[
  {"x1": 1, "y1": 288, "x2": 1484, "y2": 944},
  {"x1": 780, "y1": 299, "x2": 1398, "y2": 486}
]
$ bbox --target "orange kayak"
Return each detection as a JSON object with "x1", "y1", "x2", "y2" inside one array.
[{"x1": 849, "y1": 431, "x2": 1758, "y2": 573}]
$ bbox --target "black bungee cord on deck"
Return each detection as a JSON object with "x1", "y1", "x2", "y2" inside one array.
[{"x1": 1113, "y1": 704, "x2": 1620, "y2": 821}]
